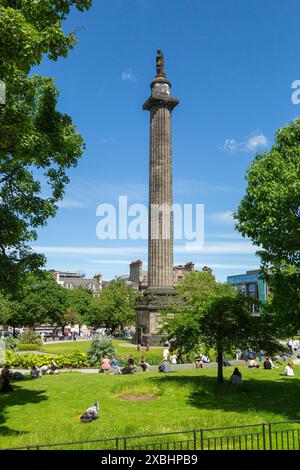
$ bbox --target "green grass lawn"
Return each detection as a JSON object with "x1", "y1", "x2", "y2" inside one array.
[
  {"x1": 40, "y1": 339, "x2": 161, "y2": 355},
  {"x1": 38, "y1": 339, "x2": 164, "y2": 365},
  {"x1": 1, "y1": 366, "x2": 300, "y2": 449}
]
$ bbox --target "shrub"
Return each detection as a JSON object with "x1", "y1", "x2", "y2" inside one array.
[
  {"x1": 4, "y1": 336, "x2": 19, "y2": 351},
  {"x1": 87, "y1": 335, "x2": 116, "y2": 366},
  {"x1": 18, "y1": 329, "x2": 42, "y2": 346},
  {"x1": 2, "y1": 351, "x2": 89, "y2": 369}
]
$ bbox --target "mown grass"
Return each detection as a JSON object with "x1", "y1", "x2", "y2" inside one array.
[
  {"x1": 0, "y1": 366, "x2": 299, "y2": 449},
  {"x1": 38, "y1": 339, "x2": 164, "y2": 364}
]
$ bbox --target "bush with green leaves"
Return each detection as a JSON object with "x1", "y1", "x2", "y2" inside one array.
[
  {"x1": 87, "y1": 335, "x2": 116, "y2": 366},
  {"x1": 2, "y1": 351, "x2": 88, "y2": 369},
  {"x1": 18, "y1": 329, "x2": 42, "y2": 346},
  {"x1": 4, "y1": 336, "x2": 18, "y2": 351}
]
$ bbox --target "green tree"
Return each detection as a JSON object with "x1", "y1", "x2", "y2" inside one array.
[
  {"x1": 87, "y1": 280, "x2": 140, "y2": 333},
  {"x1": 11, "y1": 272, "x2": 69, "y2": 328},
  {"x1": 66, "y1": 287, "x2": 93, "y2": 323},
  {"x1": 0, "y1": 0, "x2": 92, "y2": 293},
  {"x1": 162, "y1": 272, "x2": 280, "y2": 384},
  {"x1": 235, "y1": 119, "x2": 300, "y2": 332},
  {"x1": 62, "y1": 307, "x2": 82, "y2": 331},
  {"x1": 0, "y1": 293, "x2": 12, "y2": 325}
]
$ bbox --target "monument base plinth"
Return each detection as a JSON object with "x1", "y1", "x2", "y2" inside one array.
[{"x1": 135, "y1": 288, "x2": 179, "y2": 345}]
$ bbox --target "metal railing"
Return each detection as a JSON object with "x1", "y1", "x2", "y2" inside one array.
[{"x1": 2, "y1": 420, "x2": 300, "y2": 451}]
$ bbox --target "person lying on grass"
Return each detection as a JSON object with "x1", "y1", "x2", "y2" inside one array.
[{"x1": 80, "y1": 401, "x2": 99, "y2": 423}]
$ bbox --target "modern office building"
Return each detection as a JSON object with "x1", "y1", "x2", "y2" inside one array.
[{"x1": 227, "y1": 269, "x2": 269, "y2": 314}]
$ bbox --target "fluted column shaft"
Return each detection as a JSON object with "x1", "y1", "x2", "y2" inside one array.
[{"x1": 148, "y1": 104, "x2": 173, "y2": 288}]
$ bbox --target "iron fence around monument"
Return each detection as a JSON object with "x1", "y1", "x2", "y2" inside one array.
[{"x1": 2, "y1": 420, "x2": 300, "y2": 451}]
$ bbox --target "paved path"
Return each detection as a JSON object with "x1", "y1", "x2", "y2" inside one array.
[{"x1": 12, "y1": 360, "x2": 247, "y2": 375}]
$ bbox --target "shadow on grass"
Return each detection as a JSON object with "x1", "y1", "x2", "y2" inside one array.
[
  {"x1": 0, "y1": 377, "x2": 48, "y2": 436},
  {"x1": 148, "y1": 374, "x2": 300, "y2": 421}
]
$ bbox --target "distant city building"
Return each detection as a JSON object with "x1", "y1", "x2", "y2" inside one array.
[
  {"x1": 227, "y1": 269, "x2": 269, "y2": 315},
  {"x1": 49, "y1": 270, "x2": 102, "y2": 297},
  {"x1": 125, "y1": 260, "x2": 196, "y2": 291}
]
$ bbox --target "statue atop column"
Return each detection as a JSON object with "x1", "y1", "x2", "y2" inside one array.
[{"x1": 156, "y1": 49, "x2": 166, "y2": 77}]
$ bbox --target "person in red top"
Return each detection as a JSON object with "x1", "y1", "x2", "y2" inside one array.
[{"x1": 100, "y1": 356, "x2": 111, "y2": 373}]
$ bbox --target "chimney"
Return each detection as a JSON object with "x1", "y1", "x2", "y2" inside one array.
[{"x1": 129, "y1": 260, "x2": 143, "y2": 284}]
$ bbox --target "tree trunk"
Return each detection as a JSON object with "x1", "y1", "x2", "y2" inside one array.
[{"x1": 217, "y1": 350, "x2": 224, "y2": 384}]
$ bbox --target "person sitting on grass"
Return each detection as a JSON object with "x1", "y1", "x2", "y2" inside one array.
[
  {"x1": 140, "y1": 356, "x2": 150, "y2": 372},
  {"x1": 127, "y1": 355, "x2": 137, "y2": 371},
  {"x1": 248, "y1": 358, "x2": 260, "y2": 369},
  {"x1": 195, "y1": 355, "x2": 203, "y2": 369},
  {"x1": 0, "y1": 365, "x2": 13, "y2": 393},
  {"x1": 223, "y1": 355, "x2": 231, "y2": 367},
  {"x1": 100, "y1": 356, "x2": 111, "y2": 373},
  {"x1": 263, "y1": 356, "x2": 278, "y2": 370},
  {"x1": 110, "y1": 355, "x2": 122, "y2": 375},
  {"x1": 229, "y1": 368, "x2": 243, "y2": 385},
  {"x1": 282, "y1": 362, "x2": 295, "y2": 377},
  {"x1": 121, "y1": 364, "x2": 135, "y2": 375},
  {"x1": 30, "y1": 365, "x2": 42, "y2": 379}
]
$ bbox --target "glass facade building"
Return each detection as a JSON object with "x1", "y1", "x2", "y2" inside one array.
[{"x1": 227, "y1": 270, "x2": 268, "y2": 315}]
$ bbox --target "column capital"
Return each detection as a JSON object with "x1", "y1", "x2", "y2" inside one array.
[{"x1": 143, "y1": 93, "x2": 180, "y2": 111}]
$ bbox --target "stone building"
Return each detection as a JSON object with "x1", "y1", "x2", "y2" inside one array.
[
  {"x1": 49, "y1": 270, "x2": 102, "y2": 297},
  {"x1": 129, "y1": 259, "x2": 195, "y2": 290}
]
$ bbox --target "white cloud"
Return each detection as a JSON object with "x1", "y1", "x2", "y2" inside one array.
[
  {"x1": 210, "y1": 211, "x2": 234, "y2": 225},
  {"x1": 32, "y1": 241, "x2": 256, "y2": 257},
  {"x1": 223, "y1": 131, "x2": 268, "y2": 154},
  {"x1": 57, "y1": 197, "x2": 85, "y2": 209},
  {"x1": 223, "y1": 138, "x2": 239, "y2": 153},
  {"x1": 243, "y1": 132, "x2": 268, "y2": 152},
  {"x1": 121, "y1": 70, "x2": 137, "y2": 82}
]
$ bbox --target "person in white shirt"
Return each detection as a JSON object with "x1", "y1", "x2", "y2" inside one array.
[
  {"x1": 170, "y1": 354, "x2": 177, "y2": 364},
  {"x1": 283, "y1": 363, "x2": 295, "y2": 377},
  {"x1": 163, "y1": 347, "x2": 169, "y2": 361}
]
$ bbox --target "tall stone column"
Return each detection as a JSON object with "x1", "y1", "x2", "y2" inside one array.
[
  {"x1": 143, "y1": 50, "x2": 179, "y2": 293},
  {"x1": 135, "y1": 50, "x2": 180, "y2": 344}
]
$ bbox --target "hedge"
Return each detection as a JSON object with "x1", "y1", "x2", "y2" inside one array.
[{"x1": 2, "y1": 350, "x2": 89, "y2": 369}]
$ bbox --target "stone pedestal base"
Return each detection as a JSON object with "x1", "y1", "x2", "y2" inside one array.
[{"x1": 135, "y1": 288, "x2": 178, "y2": 345}]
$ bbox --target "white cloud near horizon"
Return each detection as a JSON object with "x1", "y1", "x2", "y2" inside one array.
[
  {"x1": 223, "y1": 131, "x2": 268, "y2": 154},
  {"x1": 54, "y1": 177, "x2": 240, "y2": 210},
  {"x1": 32, "y1": 241, "x2": 256, "y2": 257},
  {"x1": 210, "y1": 211, "x2": 235, "y2": 225},
  {"x1": 56, "y1": 197, "x2": 85, "y2": 209}
]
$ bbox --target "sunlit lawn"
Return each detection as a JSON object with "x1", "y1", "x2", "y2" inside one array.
[
  {"x1": 39, "y1": 339, "x2": 163, "y2": 360},
  {"x1": 1, "y1": 366, "x2": 299, "y2": 449}
]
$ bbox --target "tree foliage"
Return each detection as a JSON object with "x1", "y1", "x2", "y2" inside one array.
[
  {"x1": 235, "y1": 119, "x2": 300, "y2": 332},
  {"x1": 0, "y1": 0, "x2": 92, "y2": 293},
  {"x1": 87, "y1": 280, "x2": 140, "y2": 331},
  {"x1": 162, "y1": 272, "x2": 280, "y2": 384}
]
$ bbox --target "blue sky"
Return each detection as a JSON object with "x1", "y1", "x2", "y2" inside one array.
[{"x1": 32, "y1": 0, "x2": 300, "y2": 281}]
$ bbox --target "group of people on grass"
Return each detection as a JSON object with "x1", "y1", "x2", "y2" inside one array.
[
  {"x1": 229, "y1": 360, "x2": 296, "y2": 386},
  {"x1": 99, "y1": 354, "x2": 150, "y2": 375},
  {"x1": 30, "y1": 360, "x2": 59, "y2": 378}
]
